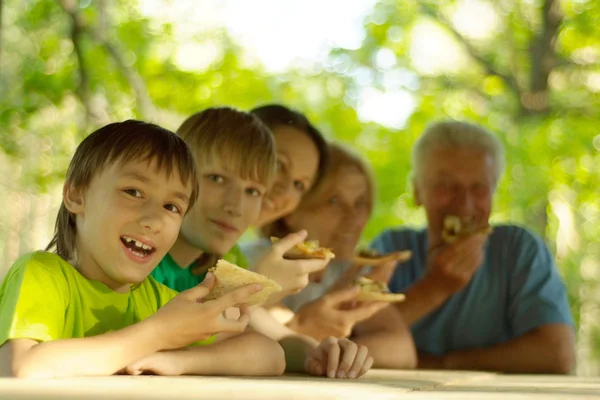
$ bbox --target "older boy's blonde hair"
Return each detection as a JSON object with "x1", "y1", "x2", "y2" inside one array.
[
  {"x1": 261, "y1": 141, "x2": 376, "y2": 238},
  {"x1": 176, "y1": 107, "x2": 277, "y2": 186}
]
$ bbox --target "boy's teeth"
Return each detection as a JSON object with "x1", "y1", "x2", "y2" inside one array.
[{"x1": 122, "y1": 236, "x2": 153, "y2": 252}]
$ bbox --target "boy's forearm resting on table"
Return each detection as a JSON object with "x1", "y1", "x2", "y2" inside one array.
[
  {"x1": 420, "y1": 324, "x2": 575, "y2": 374},
  {"x1": 249, "y1": 305, "x2": 318, "y2": 373},
  {"x1": 174, "y1": 331, "x2": 285, "y2": 376},
  {"x1": 1, "y1": 319, "x2": 166, "y2": 378},
  {"x1": 278, "y1": 335, "x2": 319, "y2": 373}
]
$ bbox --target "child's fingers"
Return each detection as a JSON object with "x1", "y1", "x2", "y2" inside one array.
[
  {"x1": 305, "y1": 358, "x2": 325, "y2": 376},
  {"x1": 324, "y1": 286, "x2": 361, "y2": 307},
  {"x1": 294, "y1": 259, "x2": 329, "y2": 275},
  {"x1": 182, "y1": 272, "x2": 215, "y2": 301},
  {"x1": 125, "y1": 364, "x2": 143, "y2": 376},
  {"x1": 324, "y1": 337, "x2": 341, "y2": 379},
  {"x1": 220, "y1": 315, "x2": 251, "y2": 333},
  {"x1": 347, "y1": 344, "x2": 369, "y2": 379},
  {"x1": 234, "y1": 304, "x2": 251, "y2": 326},
  {"x1": 271, "y1": 230, "x2": 308, "y2": 256},
  {"x1": 211, "y1": 283, "x2": 263, "y2": 311},
  {"x1": 312, "y1": 361, "x2": 325, "y2": 376},
  {"x1": 336, "y1": 339, "x2": 358, "y2": 378},
  {"x1": 345, "y1": 301, "x2": 388, "y2": 322},
  {"x1": 237, "y1": 304, "x2": 251, "y2": 320},
  {"x1": 358, "y1": 356, "x2": 374, "y2": 377},
  {"x1": 236, "y1": 311, "x2": 251, "y2": 328}
]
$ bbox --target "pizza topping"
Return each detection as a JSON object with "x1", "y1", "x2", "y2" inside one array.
[
  {"x1": 442, "y1": 215, "x2": 492, "y2": 244},
  {"x1": 355, "y1": 276, "x2": 391, "y2": 294},
  {"x1": 357, "y1": 248, "x2": 381, "y2": 259},
  {"x1": 270, "y1": 237, "x2": 335, "y2": 260}
]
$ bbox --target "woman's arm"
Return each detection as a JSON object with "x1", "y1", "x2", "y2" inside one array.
[{"x1": 352, "y1": 306, "x2": 417, "y2": 369}]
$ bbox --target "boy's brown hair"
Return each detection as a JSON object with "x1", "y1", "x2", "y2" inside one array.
[
  {"x1": 176, "y1": 107, "x2": 277, "y2": 186},
  {"x1": 46, "y1": 120, "x2": 199, "y2": 262}
]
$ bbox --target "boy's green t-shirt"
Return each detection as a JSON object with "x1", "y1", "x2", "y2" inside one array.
[
  {"x1": 151, "y1": 245, "x2": 249, "y2": 293},
  {"x1": 0, "y1": 252, "x2": 214, "y2": 347}
]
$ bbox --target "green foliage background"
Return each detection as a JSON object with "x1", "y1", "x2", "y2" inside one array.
[{"x1": 1, "y1": 0, "x2": 598, "y2": 374}]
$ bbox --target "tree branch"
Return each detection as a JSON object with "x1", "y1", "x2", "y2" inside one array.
[
  {"x1": 420, "y1": 2, "x2": 522, "y2": 99},
  {"x1": 92, "y1": 0, "x2": 153, "y2": 118},
  {"x1": 58, "y1": 0, "x2": 99, "y2": 124},
  {"x1": 531, "y1": 0, "x2": 562, "y2": 90},
  {"x1": 520, "y1": 0, "x2": 563, "y2": 115},
  {"x1": 530, "y1": 0, "x2": 562, "y2": 92},
  {"x1": 96, "y1": 38, "x2": 154, "y2": 118},
  {"x1": 58, "y1": 0, "x2": 154, "y2": 120}
]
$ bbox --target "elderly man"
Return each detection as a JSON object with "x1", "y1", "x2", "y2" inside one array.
[{"x1": 370, "y1": 121, "x2": 575, "y2": 374}]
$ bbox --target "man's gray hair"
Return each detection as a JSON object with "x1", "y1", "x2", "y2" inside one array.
[{"x1": 411, "y1": 120, "x2": 506, "y2": 185}]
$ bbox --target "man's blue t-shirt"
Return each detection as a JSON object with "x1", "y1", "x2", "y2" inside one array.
[{"x1": 370, "y1": 225, "x2": 573, "y2": 355}]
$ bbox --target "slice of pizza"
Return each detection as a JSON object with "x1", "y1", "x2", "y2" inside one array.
[
  {"x1": 353, "y1": 248, "x2": 412, "y2": 266},
  {"x1": 441, "y1": 215, "x2": 493, "y2": 244},
  {"x1": 354, "y1": 276, "x2": 406, "y2": 303},
  {"x1": 270, "y1": 237, "x2": 335, "y2": 260},
  {"x1": 205, "y1": 260, "x2": 282, "y2": 306}
]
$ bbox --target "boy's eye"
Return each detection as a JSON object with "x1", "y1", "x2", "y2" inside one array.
[
  {"x1": 276, "y1": 160, "x2": 285, "y2": 171},
  {"x1": 207, "y1": 174, "x2": 224, "y2": 183},
  {"x1": 328, "y1": 196, "x2": 340, "y2": 206},
  {"x1": 355, "y1": 197, "x2": 368, "y2": 208},
  {"x1": 123, "y1": 188, "x2": 143, "y2": 198},
  {"x1": 246, "y1": 188, "x2": 262, "y2": 197},
  {"x1": 293, "y1": 181, "x2": 305, "y2": 192},
  {"x1": 164, "y1": 204, "x2": 182, "y2": 214}
]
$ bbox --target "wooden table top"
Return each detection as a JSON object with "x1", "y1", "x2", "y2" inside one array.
[{"x1": 0, "y1": 370, "x2": 598, "y2": 399}]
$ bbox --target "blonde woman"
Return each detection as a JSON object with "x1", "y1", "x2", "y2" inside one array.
[{"x1": 243, "y1": 142, "x2": 417, "y2": 369}]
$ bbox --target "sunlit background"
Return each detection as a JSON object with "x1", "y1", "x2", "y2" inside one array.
[{"x1": 1, "y1": 0, "x2": 599, "y2": 375}]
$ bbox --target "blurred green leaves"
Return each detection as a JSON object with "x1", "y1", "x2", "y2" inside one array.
[{"x1": 0, "y1": 0, "x2": 599, "y2": 374}]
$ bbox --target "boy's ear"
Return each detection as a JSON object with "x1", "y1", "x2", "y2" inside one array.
[{"x1": 63, "y1": 183, "x2": 85, "y2": 214}]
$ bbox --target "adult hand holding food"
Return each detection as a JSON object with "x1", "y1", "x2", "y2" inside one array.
[
  {"x1": 150, "y1": 272, "x2": 263, "y2": 349},
  {"x1": 424, "y1": 215, "x2": 491, "y2": 296},
  {"x1": 287, "y1": 286, "x2": 387, "y2": 341},
  {"x1": 253, "y1": 230, "x2": 332, "y2": 299}
]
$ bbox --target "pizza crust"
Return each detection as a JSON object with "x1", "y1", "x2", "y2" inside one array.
[
  {"x1": 353, "y1": 250, "x2": 412, "y2": 266},
  {"x1": 270, "y1": 237, "x2": 335, "y2": 260},
  {"x1": 356, "y1": 291, "x2": 406, "y2": 302},
  {"x1": 205, "y1": 260, "x2": 282, "y2": 306},
  {"x1": 354, "y1": 277, "x2": 406, "y2": 303}
]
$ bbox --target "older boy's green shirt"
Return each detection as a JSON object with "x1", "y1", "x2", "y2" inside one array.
[
  {"x1": 151, "y1": 245, "x2": 249, "y2": 293},
  {"x1": 0, "y1": 252, "x2": 214, "y2": 346}
]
